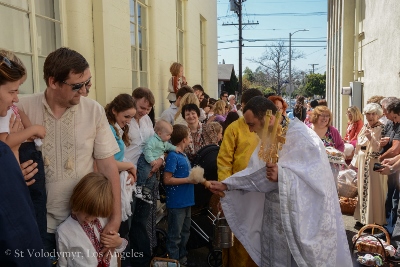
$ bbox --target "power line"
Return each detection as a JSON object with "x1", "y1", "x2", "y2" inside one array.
[
  {"x1": 218, "y1": 45, "x2": 326, "y2": 50},
  {"x1": 218, "y1": 12, "x2": 326, "y2": 20},
  {"x1": 219, "y1": 39, "x2": 326, "y2": 43}
]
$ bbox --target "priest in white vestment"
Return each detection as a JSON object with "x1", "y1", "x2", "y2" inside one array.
[{"x1": 210, "y1": 96, "x2": 352, "y2": 267}]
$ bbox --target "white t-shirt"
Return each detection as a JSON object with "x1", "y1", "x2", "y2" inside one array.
[{"x1": 0, "y1": 108, "x2": 14, "y2": 134}]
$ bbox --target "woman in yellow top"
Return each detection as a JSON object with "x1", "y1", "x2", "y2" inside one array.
[{"x1": 217, "y1": 89, "x2": 262, "y2": 267}]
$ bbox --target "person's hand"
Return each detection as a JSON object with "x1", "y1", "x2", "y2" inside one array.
[
  {"x1": 382, "y1": 158, "x2": 396, "y2": 166},
  {"x1": 20, "y1": 160, "x2": 38, "y2": 186},
  {"x1": 380, "y1": 137, "x2": 390, "y2": 147},
  {"x1": 100, "y1": 230, "x2": 123, "y2": 248},
  {"x1": 127, "y1": 165, "x2": 137, "y2": 183},
  {"x1": 9, "y1": 113, "x2": 24, "y2": 134},
  {"x1": 208, "y1": 181, "x2": 227, "y2": 194},
  {"x1": 365, "y1": 129, "x2": 372, "y2": 140},
  {"x1": 149, "y1": 164, "x2": 158, "y2": 178},
  {"x1": 181, "y1": 76, "x2": 187, "y2": 84},
  {"x1": 376, "y1": 165, "x2": 391, "y2": 175},
  {"x1": 149, "y1": 158, "x2": 163, "y2": 177},
  {"x1": 31, "y1": 125, "x2": 46, "y2": 139},
  {"x1": 266, "y1": 163, "x2": 278, "y2": 182}
]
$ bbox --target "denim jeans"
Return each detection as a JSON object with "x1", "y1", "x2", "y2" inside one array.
[
  {"x1": 166, "y1": 207, "x2": 191, "y2": 261},
  {"x1": 386, "y1": 172, "x2": 399, "y2": 234},
  {"x1": 129, "y1": 196, "x2": 152, "y2": 266},
  {"x1": 19, "y1": 142, "x2": 47, "y2": 244},
  {"x1": 136, "y1": 154, "x2": 157, "y2": 190}
]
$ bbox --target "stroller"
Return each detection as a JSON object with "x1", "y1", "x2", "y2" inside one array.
[{"x1": 153, "y1": 145, "x2": 223, "y2": 267}]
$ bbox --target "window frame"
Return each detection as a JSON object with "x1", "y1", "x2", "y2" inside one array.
[
  {"x1": 130, "y1": 0, "x2": 149, "y2": 89},
  {"x1": 176, "y1": 0, "x2": 184, "y2": 64},
  {"x1": 0, "y1": 0, "x2": 63, "y2": 94}
]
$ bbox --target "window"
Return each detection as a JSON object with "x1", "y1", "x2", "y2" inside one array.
[
  {"x1": 176, "y1": 0, "x2": 184, "y2": 63},
  {"x1": 200, "y1": 17, "x2": 206, "y2": 85},
  {"x1": 0, "y1": 0, "x2": 62, "y2": 94},
  {"x1": 130, "y1": 0, "x2": 148, "y2": 88}
]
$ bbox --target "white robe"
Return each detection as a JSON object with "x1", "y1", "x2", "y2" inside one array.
[{"x1": 221, "y1": 118, "x2": 352, "y2": 267}]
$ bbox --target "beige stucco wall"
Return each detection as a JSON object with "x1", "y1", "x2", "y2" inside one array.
[
  {"x1": 62, "y1": 0, "x2": 217, "y2": 116},
  {"x1": 148, "y1": 0, "x2": 218, "y2": 114},
  {"x1": 327, "y1": 0, "x2": 400, "y2": 134}
]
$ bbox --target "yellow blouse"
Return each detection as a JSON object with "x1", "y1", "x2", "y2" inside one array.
[
  {"x1": 217, "y1": 116, "x2": 259, "y2": 267},
  {"x1": 218, "y1": 117, "x2": 259, "y2": 181}
]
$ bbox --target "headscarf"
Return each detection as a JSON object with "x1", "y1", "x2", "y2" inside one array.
[{"x1": 203, "y1": 122, "x2": 222, "y2": 145}]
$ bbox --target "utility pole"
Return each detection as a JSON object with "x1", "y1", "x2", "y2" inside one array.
[
  {"x1": 289, "y1": 29, "x2": 308, "y2": 109},
  {"x1": 309, "y1": 64, "x2": 319, "y2": 74},
  {"x1": 238, "y1": 0, "x2": 243, "y2": 94},
  {"x1": 223, "y1": 0, "x2": 258, "y2": 94}
]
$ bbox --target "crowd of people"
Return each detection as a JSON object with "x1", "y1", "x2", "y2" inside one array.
[{"x1": 1, "y1": 45, "x2": 398, "y2": 267}]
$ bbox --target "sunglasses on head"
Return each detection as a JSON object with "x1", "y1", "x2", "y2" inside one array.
[
  {"x1": 0, "y1": 55, "x2": 26, "y2": 75},
  {"x1": 0, "y1": 56, "x2": 13, "y2": 68},
  {"x1": 62, "y1": 77, "x2": 92, "y2": 91}
]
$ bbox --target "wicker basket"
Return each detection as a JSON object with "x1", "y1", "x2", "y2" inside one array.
[
  {"x1": 339, "y1": 196, "x2": 357, "y2": 215},
  {"x1": 338, "y1": 182, "x2": 358, "y2": 198},
  {"x1": 353, "y1": 225, "x2": 390, "y2": 259},
  {"x1": 150, "y1": 257, "x2": 180, "y2": 267}
]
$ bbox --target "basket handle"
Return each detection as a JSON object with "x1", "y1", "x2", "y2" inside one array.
[
  {"x1": 150, "y1": 257, "x2": 180, "y2": 266},
  {"x1": 357, "y1": 224, "x2": 390, "y2": 244},
  {"x1": 352, "y1": 233, "x2": 386, "y2": 262}
]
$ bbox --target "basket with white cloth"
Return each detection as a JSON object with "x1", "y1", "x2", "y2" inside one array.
[{"x1": 337, "y1": 168, "x2": 358, "y2": 198}]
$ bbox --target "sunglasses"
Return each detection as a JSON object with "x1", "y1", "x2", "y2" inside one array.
[
  {"x1": 0, "y1": 56, "x2": 25, "y2": 75},
  {"x1": 62, "y1": 77, "x2": 92, "y2": 92},
  {"x1": 0, "y1": 56, "x2": 13, "y2": 68}
]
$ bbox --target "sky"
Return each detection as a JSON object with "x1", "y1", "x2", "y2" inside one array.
[{"x1": 217, "y1": 0, "x2": 327, "y2": 75}]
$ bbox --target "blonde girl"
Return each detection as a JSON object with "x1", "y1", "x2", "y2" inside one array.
[{"x1": 56, "y1": 172, "x2": 128, "y2": 267}]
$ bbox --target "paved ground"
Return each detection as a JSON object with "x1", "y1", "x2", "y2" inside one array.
[{"x1": 185, "y1": 214, "x2": 371, "y2": 267}]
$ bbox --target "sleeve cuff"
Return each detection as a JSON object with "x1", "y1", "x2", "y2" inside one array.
[{"x1": 116, "y1": 238, "x2": 128, "y2": 253}]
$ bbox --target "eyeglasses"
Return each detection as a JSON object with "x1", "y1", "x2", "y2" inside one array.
[
  {"x1": 62, "y1": 77, "x2": 92, "y2": 91},
  {"x1": 223, "y1": 95, "x2": 228, "y2": 98}
]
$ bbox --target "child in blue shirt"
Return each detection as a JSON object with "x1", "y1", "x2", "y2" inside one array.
[
  {"x1": 136, "y1": 119, "x2": 181, "y2": 203},
  {"x1": 163, "y1": 124, "x2": 195, "y2": 265}
]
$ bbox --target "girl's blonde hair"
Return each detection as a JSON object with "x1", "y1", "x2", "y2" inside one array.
[
  {"x1": 170, "y1": 62, "x2": 183, "y2": 76},
  {"x1": 174, "y1": 93, "x2": 200, "y2": 120},
  {"x1": 70, "y1": 172, "x2": 113, "y2": 218},
  {"x1": 347, "y1": 106, "x2": 363, "y2": 123},
  {"x1": 214, "y1": 100, "x2": 226, "y2": 115}
]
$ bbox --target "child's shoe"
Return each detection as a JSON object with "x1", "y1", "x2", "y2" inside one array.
[
  {"x1": 142, "y1": 191, "x2": 153, "y2": 204},
  {"x1": 135, "y1": 186, "x2": 143, "y2": 199}
]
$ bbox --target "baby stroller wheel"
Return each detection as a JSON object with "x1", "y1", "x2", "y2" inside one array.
[
  {"x1": 207, "y1": 250, "x2": 222, "y2": 267},
  {"x1": 153, "y1": 228, "x2": 168, "y2": 258}
]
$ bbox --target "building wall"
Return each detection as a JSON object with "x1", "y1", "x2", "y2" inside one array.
[
  {"x1": 327, "y1": 0, "x2": 400, "y2": 134},
  {"x1": 148, "y1": 0, "x2": 218, "y2": 114},
  {"x1": 0, "y1": 0, "x2": 217, "y2": 117}
]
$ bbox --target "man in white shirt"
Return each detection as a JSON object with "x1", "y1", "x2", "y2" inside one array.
[
  {"x1": 160, "y1": 85, "x2": 193, "y2": 125},
  {"x1": 17, "y1": 47, "x2": 121, "y2": 257}
]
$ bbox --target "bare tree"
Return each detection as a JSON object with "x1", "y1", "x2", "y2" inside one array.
[{"x1": 249, "y1": 41, "x2": 303, "y2": 95}]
